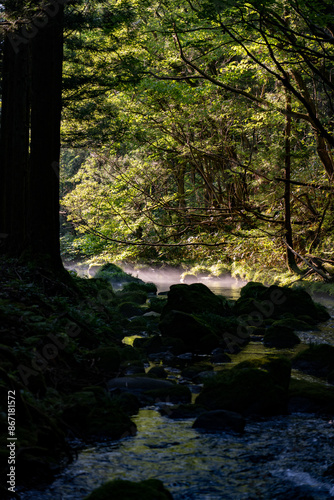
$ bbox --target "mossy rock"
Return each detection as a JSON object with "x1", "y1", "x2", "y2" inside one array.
[
  {"x1": 87, "y1": 347, "x2": 121, "y2": 377},
  {"x1": 292, "y1": 344, "x2": 334, "y2": 381},
  {"x1": 161, "y1": 283, "x2": 228, "y2": 318},
  {"x1": 118, "y1": 302, "x2": 145, "y2": 318},
  {"x1": 118, "y1": 345, "x2": 143, "y2": 362},
  {"x1": 148, "y1": 296, "x2": 167, "y2": 314},
  {"x1": 134, "y1": 334, "x2": 186, "y2": 355},
  {"x1": 271, "y1": 318, "x2": 313, "y2": 331},
  {"x1": 234, "y1": 356, "x2": 292, "y2": 391},
  {"x1": 263, "y1": 325, "x2": 301, "y2": 348},
  {"x1": 62, "y1": 390, "x2": 136, "y2": 439},
  {"x1": 159, "y1": 310, "x2": 213, "y2": 349},
  {"x1": 239, "y1": 282, "x2": 267, "y2": 299},
  {"x1": 122, "y1": 281, "x2": 157, "y2": 294},
  {"x1": 234, "y1": 282, "x2": 330, "y2": 324},
  {"x1": 144, "y1": 384, "x2": 192, "y2": 404},
  {"x1": 85, "y1": 479, "x2": 173, "y2": 500},
  {"x1": 117, "y1": 290, "x2": 148, "y2": 305},
  {"x1": 196, "y1": 364, "x2": 288, "y2": 416},
  {"x1": 196, "y1": 333, "x2": 221, "y2": 354},
  {"x1": 288, "y1": 378, "x2": 334, "y2": 414},
  {"x1": 94, "y1": 263, "x2": 143, "y2": 285},
  {"x1": 181, "y1": 362, "x2": 214, "y2": 380},
  {"x1": 146, "y1": 366, "x2": 168, "y2": 379}
]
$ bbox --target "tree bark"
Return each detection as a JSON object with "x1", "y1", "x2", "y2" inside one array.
[{"x1": 0, "y1": 6, "x2": 64, "y2": 270}]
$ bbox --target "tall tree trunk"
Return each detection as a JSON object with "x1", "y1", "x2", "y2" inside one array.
[
  {"x1": 284, "y1": 89, "x2": 300, "y2": 273},
  {"x1": 0, "y1": 6, "x2": 64, "y2": 270},
  {"x1": 0, "y1": 38, "x2": 30, "y2": 254}
]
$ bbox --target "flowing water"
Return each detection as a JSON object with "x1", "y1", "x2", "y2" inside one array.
[{"x1": 20, "y1": 268, "x2": 334, "y2": 499}]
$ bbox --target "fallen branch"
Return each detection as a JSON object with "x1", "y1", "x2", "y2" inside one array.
[{"x1": 282, "y1": 240, "x2": 332, "y2": 281}]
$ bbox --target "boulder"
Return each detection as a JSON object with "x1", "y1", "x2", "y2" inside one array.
[
  {"x1": 84, "y1": 479, "x2": 173, "y2": 500},
  {"x1": 61, "y1": 389, "x2": 136, "y2": 439},
  {"x1": 196, "y1": 362, "x2": 289, "y2": 416},
  {"x1": 292, "y1": 344, "x2": 334, "y2": 382},
  {"x1": 234, "y1": 282, "x2": 330, "y2": 324},
  {"x1": 192, "y1": 409, "x2": 245, "y2": 433},
  {"x1": 159, "y1": 310, "x2": 213, "y2": 349},
  {"x1": 107, "y1": 376, "x2": 174, "y2": 392},
  {"x1": 288, "y1": 378, "x2": 334, "y2": 414},
  {"x1": 161, "y1": 283, "x2": 228, "y2": 318},
  {"x1": 263, "y1": 325, "x2": 301, "y2": 348}
]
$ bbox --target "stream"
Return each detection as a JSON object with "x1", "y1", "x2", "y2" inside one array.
[{"x1": 20, "y1": 272, "x2": 334, "y2": 499}]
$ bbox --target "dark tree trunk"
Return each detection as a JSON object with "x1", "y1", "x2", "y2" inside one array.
[
  {"x1": 0, "y1": 6, "x2": 64, "y2": 270},
  {"x1": 284, "y1": 90, "x2": 300, "y2": 273}
]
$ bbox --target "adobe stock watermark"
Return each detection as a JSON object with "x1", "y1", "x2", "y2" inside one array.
[
  {"x1": 8, "y1": 0, "x2": 71, "y2": 54},
  {"x1": 17, "y1": 286, "x2": 115, "y2": 386},
  {"x1": 223, "y1": 287, "x2": 287, "y2": 353}
]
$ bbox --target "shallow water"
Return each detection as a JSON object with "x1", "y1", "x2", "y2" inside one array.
[
  {"x1": 21, "y1": 270, "x2": 334, "y2": 499},
  {"x1": 21, "y1": 409, "x2": 334, "y2": 499}
]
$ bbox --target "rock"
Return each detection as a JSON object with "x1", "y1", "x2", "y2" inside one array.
[
  {"x1": 263, "y1": 325, "x2": 301, "y2": 348},
  {"x1": 144, "y1": 384, "x2": 192, "y2": 404},
  {"x1": 196, "y1": 362, "x2": 289, "y2": 416},
  {"x1": 94, "y1": 263, "x2": 143, "y2": 286},
  {"x1": 86, "y1": 347, "x2": 121, "y2": 377},
  {"x1": 147, "y1": 366, "x2": 168, "y2": 379},
  {"x1": 62, "y1": 389, "x2": 137, "y2": 439},
  {"x1": 211, "y1": 348, "x2": 232, "y2": 364},
  {"x1": 288, "y1": 378, "x2": 334, "y2": 414},
  {"x1": 122, "y1": 281, "x2": 157, "y2": 294},
  {"x1": 107, "y1": 376, "x2": 175, "y2": 392},
  {"x1": 161, "y1": 283, "x2": 228, "y2": 318},
  {"x1": 292, "y1": 344, "x2": 334, "y2": 382},
  {"x1": 119, "y1": 302, "x2": 145, "y2": 318},
  {"x1": 148, "y1": 297, "x2": 167, "y2": 314},
  {"x1": 192, "y1": 409, "x2": 245, "y2": 433},
  {"x1": 234, "y1": 282, "x2": 330, "y2": 324},
  {"x1": 134, "y1": 334, "x2": 186, "y2": 355},
  {"x1": 116, "y1": 290, "x2": 148, "y2": 305},
  {"x1": 159, "y1": 310, "x2": 213, "y2": 349},
  {"x1": 84, "y1": 478, "x2": 174, "y2": 500}
]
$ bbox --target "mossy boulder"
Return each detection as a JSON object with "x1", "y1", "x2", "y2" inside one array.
[
  {"x1": 288, "y1": 378, "x2": 334, "y2": 414},
  {"x1": 144, "y1": 384, "x2": 192, "y2": 404},
  {"x1": 94, "y1": 263, "x2": 143, "y2": 285},
  {"x1": 85, "y1": 479, "x2": 173, "y2": 500},
  {"x1": 161, "y1": 283, "x2": 228, "y2": 318},
  {"x1": 118, "y1": 302, "x2": 145, "y2": 318},
  {"x1": 86, "y1": 347, "x2": 121, "y2": 377},
  {"x1": 196, "y1": 360, "x2": 290, "y2": 416},
  {"x1": 134, "y1": 334, "x2": 186, "y2": 355},
  {"x1": 234, "y1": 282, "x2": 330, "y2": 324},
  {"x1": 122, "y1": 281, "x2": 157, "y2": 294},
  {"x1": 263, "y1": 325, "x2": 301, "y2": 348},
  {"x1": 234, "y1": 356, "x2": 292, "y2": 391},
  {"x1": 292, "y1": 344, "x2": 334, "y2": 382},
  {"x1": 116, "y1": 290, "x2": 148, "y2": 305},
  {"x1": 62, "y1": 390, "x2": 136, "y2": 439},
  {"x1": 148, "y1": 296, "x2": 167, "y2": 314},
  {"x1": 192, "y1": 409, "x2": 245, "y2": 433},
  {"x1": 146, "y1": 366, "x2": 168, "y2": 379},
  {"x1": 159, "y1": 310, "x2": 214, "y2": 350}
]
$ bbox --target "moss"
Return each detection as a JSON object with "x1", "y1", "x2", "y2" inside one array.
[
  {"x1": 196, "y1": 364, "x2": 289, "y2": 416},
  {"x1": 122, "y1": 281, "x2": 157, "y2": 294},
  {"x1": 86, "y1": 347, "x2": 121, "y2": 377},
  {"x1": 292, "y1": 344, "x2": 334, "y2": 381},
  {"x1": 85, "y1": 479, "x2": 173, "y2": 500},
  {"x1": 148, "y1": 296, "x2": 167, "y2": 313},
  {"x1": 144, "y1": 384, "x2": 192, "y2": 404},
  {"x1": 289, "y1": 378, "x2": 334, "y2": 414},
  {"x1": 161, "y1": 283, "x2": 228, "y2": 318},
  {"x1": 263, "y1": 326, "x2": 301, "y2": 348}
]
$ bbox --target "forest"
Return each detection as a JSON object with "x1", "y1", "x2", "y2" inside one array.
[
  {"x1": 1, "y1": 1, "x2": 334, "y2": 500},
  {"x1": 2, "y1": 0, "x2": 334, "y2": 281}
]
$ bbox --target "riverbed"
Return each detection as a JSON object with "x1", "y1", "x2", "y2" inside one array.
[{"x1": 20, "y1": 272, "x2": 334, "y2": 499}]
